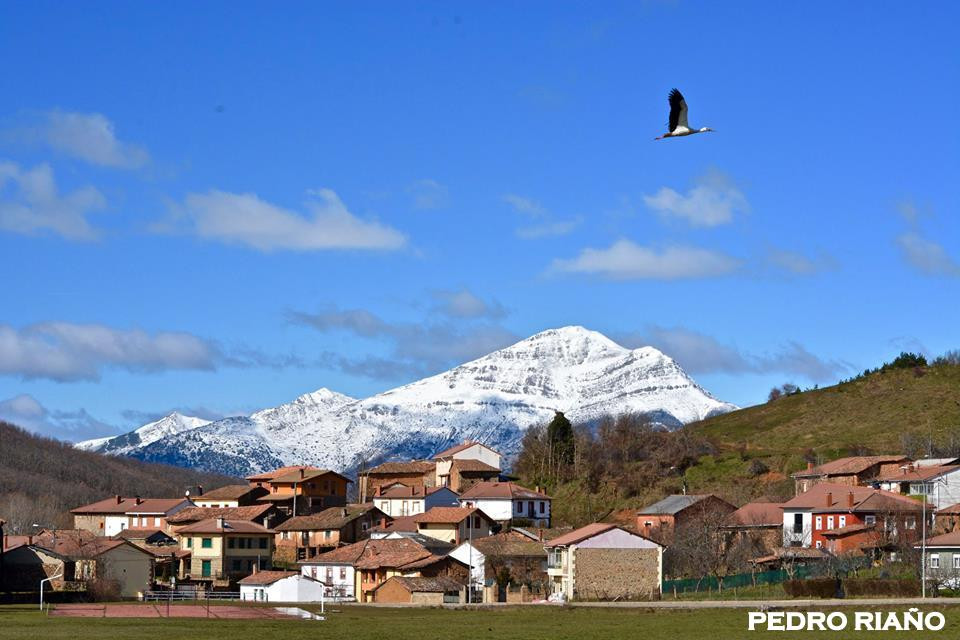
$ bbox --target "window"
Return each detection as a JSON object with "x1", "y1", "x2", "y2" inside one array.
[
  {"x1": 839, "y1": 516, "x2": 847, "y2": 528},
  {"x1": 187, "y1": 537, "x2": 193, "y2": 548},
  {"x1": 826, "y1": 516, "x2": 834, "y2": 530},
  {"x1": 340, "y1": 567, "x2": 346, "y2": 580},
  {"x1": 326, "y1": 567, "x2": 333, "y2": 583},
  {"x1": 816, "y1": 540, "x2": 822, "y2": 549},
  {"x1": 324, "y1": 530, "x2": 332, "y2": 540},
  {"x1": 515, "y1": 502, "x2": 522, "y2": 513},
  {"x1": 259, "y1": 537, "x2": 267, "y2": 549},
  {"x1": 792, "y1": 514, "x2": 803, "y2": 533},
  {"x1": 201, "y1": 538, "x2": 212, "y2": 548},
  {"x1": 865, "y1": 515, "x2": 876, "y2": 525},
  {"x1": 954, "y1": 554, "x2": 960, "y2": 570},
  {"x1": 281, "y1": 531, "x2": 289, "y2": 540},
  {"x1": 815, "y1": 516, "x2": 822, "y2": 530},
  {"x1": 154, "y1": 517, "x2": 161, "y2": 527},
  {"x1": 228, "y1": 538, "x2": 235, "y2": 548},
  {"x1": 474, "y1": 516, "x2": 481, "y2": 528},
  {"x1": 379, "y1": 501, "x2": 389, "y2": 514},
  {"x1": 931, "y1": 555, "x2": 940, "y2": 569},
  {"x1": 905, "y1": 517, "x2": 917, "y2": 530},
  {"x1": 539, "y1": 501, "x2": 545, "y2": 514},
  {"x1": 361, "y1": 521, "x2": 369, "y2": 531}
]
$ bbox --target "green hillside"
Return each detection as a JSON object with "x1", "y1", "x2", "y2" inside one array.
[{"x1": 691, "y1": 363, "x2": 960, "y2": 460}]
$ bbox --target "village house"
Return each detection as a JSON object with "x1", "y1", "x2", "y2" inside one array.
[
  {"x1": 917, "y1": 531, "x2": 960, "y2": 585},
  {"x1": 166, "y1": 504, "x2": 278, "y2": 533},
  {"x1": 239, "y1": 568, "x2": 327, "y2": 603},
  {"x1": 247, "y1": 466, "x2": 352, "y2": 516},
  {"x1": 544, "y1": 523, "x2": 662, "y2": 602},
  {"x1": 358, "y1": 461, "x2": 436, "y2": 503},
  {"x1": 412, "y1": 506, "x2": 496, "y2": 544},
  {"x1": 458, "y1": 481, "x2": 552, "y2": 527},
  {"x1": 299, "y1": 536, "x2": 465, "y2": 602},
  {"x1": 632, "y1": 494, "x2": 737, "y2": 545},
  {"x1": 877, "y1": 463, "x2": 960, "y2": 511},
  {"x1": 191, "y1": 484, "x2": 268, "y2": 508},
  {"x1": 371, "y1": 576, "x2": 464, "y2": 604},
  {"x1": 720, "y1": 502, "x2": 784, "y2": 558},
  {"x1": 449, "y1": 529, "x2": 549, "y2": 601},
  {"x1": 273, "y1": 504, "x2": 387, "y2": 562},
  {"x1": 432, "y1": 441, "x2": 502, "y2": 491},
  {"x1": 934, "y1": 503, "x2": 960, "y2": 535},
  {"x1": 791, "y1": 456, "x2": 910, "y2": 495},
  {"x1": 1, "y1": 530, "x2": 153, "y2": 597},
  {"x1": 374, "y1": 484, "x2": 460, "y2": 517},
  {"x1": 71, "y1": 496, "x2": 194, "y2": 536},
  {"x1": 176, "y1": 517, "x2": 275, "y2": 585},
  {"x1": 780, "y1": 482, "x2": 924, "y2": 554}
]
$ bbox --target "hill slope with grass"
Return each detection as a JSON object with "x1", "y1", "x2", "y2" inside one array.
[
  {"x1": 690, "y1": 363, "x2": 960, "y2": 460},
  {"x1": 0, "y1": 421, "x2": 237, "y2": 532}
]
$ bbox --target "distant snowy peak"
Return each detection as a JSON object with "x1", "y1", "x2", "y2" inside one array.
[
  {"x1": 84, "y1": 326, "x2": 738, "y2": 476},
  {"x1": 75, "y1": 411, "x2": 211, "y2": 454}
]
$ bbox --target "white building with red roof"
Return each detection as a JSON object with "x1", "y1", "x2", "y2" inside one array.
[
  {"x1": 373, "y1": 484, "x2": 459, "y2": 517},
  {"x1": 458, "y1": 481, "x2": 551, "y2": 526},
  {"x1": 432, "y1": 441, "x2": 502, "y2": 490},
  {"x1": 71, "y1": 496, "x2": 194, "y2": 536}
]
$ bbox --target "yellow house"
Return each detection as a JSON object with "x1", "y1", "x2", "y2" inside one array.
[
  {"x1": 413, "y1": 507, "x2": 496, "y2": 545},
  {"x1": 176, "y1": 517, "x2": 274, "y2": 585}
]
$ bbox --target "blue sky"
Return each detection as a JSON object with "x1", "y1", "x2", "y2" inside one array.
[{"x1": 2, "y1": 1, "x2": 958, "y2": 441}]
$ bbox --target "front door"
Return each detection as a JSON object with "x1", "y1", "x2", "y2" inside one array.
[{"x1": 201, "y1": 560, "x2": 211, "y2": 577}]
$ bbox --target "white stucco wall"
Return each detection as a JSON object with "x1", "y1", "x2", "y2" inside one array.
[
  {"x1": 782, "y1": 511, "x2": 812, "y2": 547},
  {"x1": 450, "y1": 542, "x2": 486, "y2": 588},
  {"x1": 302, "y1": 563, "x2": 355, "y2": 600}
]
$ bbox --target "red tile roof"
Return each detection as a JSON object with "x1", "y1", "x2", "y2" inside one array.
[
  {"x1": 413, "y1": 506, "x2": 491, "y2": 525},
  {"x1": 877, "y1": 465, "x2": 960, "y2": 482},
  {"x1": 373, "y1": 576, "x2": 462, "y2": 593},
  {"x1": 923, "y1": 531, "x2": 960, "y2": 547},
  {"x1": 70, "y1": 496, "x2": 189, "y2": 515},
  {"x1": 175, "y1": 519, "x2": 273, "y2": 535},
  {"x1": 167, "y1": 504, "x2": 273, "y2": 525},
  {"x1": 724, "y1": 502, "x2": 784, "y2": 527},
  {"x1": 781, "y1": 482, "x2": 922, "y2": 513},
  {"x1": 363, "y1": 461, "x2": 436, "y2": 475},
  {"x1": 937, "y1": 503, "x2": 960, "y2": 515},
  {"x1": 821, "y1": 524, "x2": 875, "y2": 537},
  {"x1": 237, "y1": 570, "x2": 298, "y2": 585},
  {"x1": 246, "y1": 465, "x2": 324, "y2": 482},
  {"x1": 458, "y1": 481, "x2": 550, "y2": 501},
  {"x1": 194, "y1": 484, "x2": 258, "y2": 500},
  {"x1": 371, "y1": 515, "x2": 418, "y2": 533},
  {"x1": 274, "y1": 504, "x2": 381, "y2": 531},
  {"x1": 433, "y1": 441, "x2": 486, "y2": 459},
  {"x1": 450, "y1": 459, "x2": 501, "y2": 473},
  {"x1": 310, "y1": 537, "x2": 435, "y2": 570},
  {"x1": 544, "y1": 523, "x2": 617, "y2": 547},
  {"x1": 792, "y1": 456, "x2": 910, "y2": 478},
  {"x1": 270, "y1": 468, "x2": 352, "y2": 484}
]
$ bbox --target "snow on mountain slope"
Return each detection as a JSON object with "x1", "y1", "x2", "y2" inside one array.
[
  {"x1": 93, "y1": 327, "x2": 737, "y2": 477},
  {"x1": 76, "y1": 412, "x2": 211, "y2": 455}
]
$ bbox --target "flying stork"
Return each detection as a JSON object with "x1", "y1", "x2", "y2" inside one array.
[{"x1": 655, "y1": 88, "x2": 714, "y2": 140}]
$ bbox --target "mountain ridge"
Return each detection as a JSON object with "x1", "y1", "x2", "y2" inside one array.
[{"x1": 77, "y1": 326, "x2": 737, "y2": 476}]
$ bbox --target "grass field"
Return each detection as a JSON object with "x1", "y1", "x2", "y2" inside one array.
[{"x1": 2, "y1": 603, "x2": 960, "y2": 640}]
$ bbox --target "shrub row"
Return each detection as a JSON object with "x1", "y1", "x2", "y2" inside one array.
[{"x1": 783, "y1": 577, "x2": 921, "y2": 598}]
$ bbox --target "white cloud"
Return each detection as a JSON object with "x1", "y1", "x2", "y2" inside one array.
[
  {"x1": 516, "y1": 217, "x2": 582, "y2": 239},
  {"x1": 431, "y1": 288, "x2": 506, "y2": 319},
  {"x1": 503, "y1": 194, "x2": 546, "y2": 216},
  {"x1": 42, "y1": 111, "x2": 148, "y2": 169},
  {"x1": 0, "y1": 394, "x2": 119, "y2": 442},
  {"x1": 896, "y1": 232, "x2": 960, "y2": 277},
  {"x1": 767, "y1": 249, "x2": 838, "y2": 275},
  {"x1": 643, "y1": 171, "x2": 748, "y2": 227},
  {"x1": 0, "y1": 161, "x2": 106, "y2": 240},
  {"x1": 552, "y1": 239, "x2": 741, "y2": 280},
  {"x1": 619, "y1": 325, "x2": 848, "y2": 382},
  {"x1": 0, "y1": 322, "x2": 219, "y2": 382},
  {"x1": 408, "y1": 179, "x2": 449, "y2": 210},
  {"x1": 290, "y1": 306, "x2": 518, "y2": 380},
  {"x1": 175, "y1": 188, "x2": 406, "y2": 252}
]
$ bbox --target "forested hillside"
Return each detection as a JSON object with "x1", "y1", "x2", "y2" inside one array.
[{"x1": 0, "y1": 421, "x2": 237, "y2": 533}]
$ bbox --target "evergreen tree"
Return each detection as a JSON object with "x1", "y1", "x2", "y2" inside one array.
[{"x1": 547, "y1": 411, "x2": 575, "y2": 472}]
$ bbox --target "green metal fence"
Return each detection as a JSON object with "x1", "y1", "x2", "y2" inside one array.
[{"x1": 662, "y1": 567, "x2": 812, "y2": 595}]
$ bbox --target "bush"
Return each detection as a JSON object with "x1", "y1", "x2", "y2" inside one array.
[
  {"x1": 843, "y1": 578, "x2": 920, "y2": 597},
  {"x1": 85, "y1": 577, "x2": 121, "y2": 602},
  {"x1": 783, "y1": 578, "x2": 839, "y2": 598},
  {"x1": 747, "y1": 459, "x2": 770, "y2": 477}
]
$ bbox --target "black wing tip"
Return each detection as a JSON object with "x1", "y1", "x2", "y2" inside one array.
[{"x1": 669, "y1": 88, "x2": 682, "y2": 98}]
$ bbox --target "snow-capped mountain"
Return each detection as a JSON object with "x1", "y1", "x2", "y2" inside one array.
[
  {"x1": 79, "y1": 327, "x2": 737, "y2": 477},
  {"x1": 76, "y1": 412, "x2": 211, "y2": 456}
]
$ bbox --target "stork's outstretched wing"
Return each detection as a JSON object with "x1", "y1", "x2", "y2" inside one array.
[{"x1": 668, "y1": 88, "x2": 688, "y2": 132}]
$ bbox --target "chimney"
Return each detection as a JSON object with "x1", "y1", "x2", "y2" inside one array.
[
  {"x1": 300, "y1": 468, "x2": 305, "y2": 479},
  {"x1": 27, "y1": 535, "x2": 33, "y2": 546},
  {"x1": 341, "y1": 508, "x2": 348, "y2": 518},
  {"x1": 375, "y1": 486, "x2": 382, "y2": 497},
  {"x1": 217, "y1": 517, "x2": 225, "y2": 530},
  {"x1": 135, "y1": 496, "x2": 143, "y2": 505},
  {"x1": 537, "y1": 527, "x2": 544, "y2": 541},
  {"x1": 807, "y1": 462, "x2": 814, "y2": 471},
  {"x1": 847, "y1": 492, "x2": 854, "y2": 508},
  {"x1": 826, "y1": 492, "x2": 833, "y2": 507},
  {"x1": 197, "y1": 485, "x2": 204, "y2": 496},
  {"x1": 380, "y1": 517, "x2": 387, "y2": 528},
  {"x1": 252, "y1": 564, "x2": 258, "y2": 575},
  {"x1": 115, "y1": 495, "x2": 122, "y2": 505}
]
